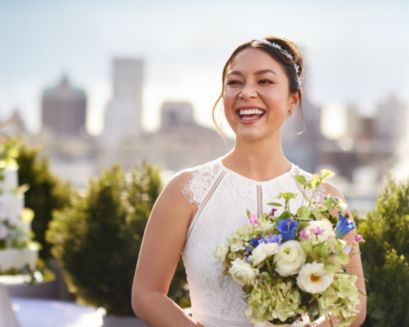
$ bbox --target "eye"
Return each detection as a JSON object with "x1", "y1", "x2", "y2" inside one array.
[
  {"x1": 226, "y1": 79, "x2": 242, "y2": 86},
  {"x1": 259, "y1": 79, "x2": 274, "y2": 85}
]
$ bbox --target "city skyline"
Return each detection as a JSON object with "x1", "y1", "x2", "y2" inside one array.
[{"x1": 1, "y1": 0, "x2": 408, "y2": 134}]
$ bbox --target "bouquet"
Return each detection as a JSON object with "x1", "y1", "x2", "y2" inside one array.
[{"x1": 214, "y1": 170, "x2": 362, "y2": 327}]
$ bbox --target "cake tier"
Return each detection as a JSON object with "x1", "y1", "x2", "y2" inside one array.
[
  {"x1": 0, "y1": 248, "x2": 38, "y2": 272},
  {"x1": 0, "y1": 166, "x2": 18, "y2": 192},
  {"x1": 0, "y1": 194, "x2": 24, "y2": 224}
]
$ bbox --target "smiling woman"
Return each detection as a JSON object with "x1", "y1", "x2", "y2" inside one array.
[{"x1": 131, "y1": 35, "x2": 366, "y2": 327}]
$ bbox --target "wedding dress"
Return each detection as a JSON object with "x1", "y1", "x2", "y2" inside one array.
[{"x1": 181, "y1": 158, "x2": 318, "y2": 327}]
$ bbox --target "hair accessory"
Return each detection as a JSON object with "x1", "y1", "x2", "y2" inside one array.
[{"x1": 256, "y1": 39, "x2": 302, "y2": 87}]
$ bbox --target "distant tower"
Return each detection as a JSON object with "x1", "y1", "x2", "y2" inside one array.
[
  {"x1": 41, "y1": 75, "x2": 87, "y2": 135},
  {"x1": 160, "y1": 101, "x2": 195, "y2": 129},
  {"x1": 103, "y1": 58, "x2": 144, "y2": 144},
  {"x1": 375, "y1": 94, "x2": 407, "y2": 147}
]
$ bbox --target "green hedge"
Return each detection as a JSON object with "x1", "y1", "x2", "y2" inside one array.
[
  {"x1": 47, "y1": 163, "x2": 190, "y2": 316},
  {"x1": 358, "y1": 177, "x2": 409, "y2": 326},
  {"x1": 17, "y1": 143, "x2": 73, "y2": 260}
]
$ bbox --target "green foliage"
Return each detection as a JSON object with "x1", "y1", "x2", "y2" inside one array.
[
  {"x1": 358, "y1": 177, "x2": 409, "y2": 326},
  {"x1": 16, "y1": 143, "x2": 73, "y2": 260},
  {"x1": 47, "y1": 163, "x2": 189, "y2": 316}
]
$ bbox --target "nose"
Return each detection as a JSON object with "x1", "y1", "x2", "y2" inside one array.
[{"x1": 238, "y1": 83, "x2": 258, "y2": 99}]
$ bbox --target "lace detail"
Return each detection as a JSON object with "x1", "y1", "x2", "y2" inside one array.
[{"x1": 181, "y1": 160, "x2": 224, "y2": 206}]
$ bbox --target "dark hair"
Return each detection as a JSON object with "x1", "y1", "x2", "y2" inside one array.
[{"x1": 212, "y1": 35, "x2": 305, "y2": 136}]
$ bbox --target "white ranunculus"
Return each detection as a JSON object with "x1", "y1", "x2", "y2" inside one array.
[
  {"x1": 274, "y1": 240, "x2": 306, "y2": 277},
  {"x1": 296, "y1": 262, "x2": 334, "y2": 294},
  {"x1": 250, "y1": 242, "x2": 279, "y2": 265},
  {"x1": 229, "y1": 258, "x2": 258, "y2": 286},
  {"x1": 306, "y1": 220, "x2": 335, "y2": 244},
  {"x1": 214, "y1": 244, "x2": 228, "y2": 262}
]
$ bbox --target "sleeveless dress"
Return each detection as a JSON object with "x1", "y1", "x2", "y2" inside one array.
[{"x1": 180, "y1": 157, "x2": 319, "y2": 327}]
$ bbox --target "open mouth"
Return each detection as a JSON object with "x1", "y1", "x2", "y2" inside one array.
[{"x1": 236, "y1": 108, "x2": 266, "y2": 122}]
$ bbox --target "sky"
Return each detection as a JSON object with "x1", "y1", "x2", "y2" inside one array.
[{"x1": 0, "y1": 0, "x2": 408, "y2": 135}]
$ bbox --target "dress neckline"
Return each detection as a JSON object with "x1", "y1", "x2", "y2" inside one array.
[{"x1": 216, "y1": 157, "x2": 297, "y2": 185}]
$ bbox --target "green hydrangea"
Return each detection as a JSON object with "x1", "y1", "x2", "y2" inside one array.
[
  {"x1": 318, "y1": 273, "x2": 360, "y2": 327},
  {"x1": 245, "y1": 279, "x2": 302, "y2": 323}
]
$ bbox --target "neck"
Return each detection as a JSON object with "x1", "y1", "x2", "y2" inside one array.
[{"x1": 222, "y1": 133, "x2": 291, "y2": 181}]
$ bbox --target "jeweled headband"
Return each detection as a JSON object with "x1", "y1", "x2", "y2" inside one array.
[{"x1": 256, "y1": 39, "x2": 302, "y2": 88}]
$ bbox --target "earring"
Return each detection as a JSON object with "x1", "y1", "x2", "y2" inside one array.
[{"x1": 288, "y1": 109, "x2": 294, "y2": 116}]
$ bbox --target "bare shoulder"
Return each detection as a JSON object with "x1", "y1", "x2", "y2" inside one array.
[{"x1": 152, "y1": 171, "x2": 195, "y2": 224}]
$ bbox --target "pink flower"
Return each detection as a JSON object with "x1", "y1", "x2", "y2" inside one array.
[
  {"x1": 249, "y1": 213, "x2": 260, "y2": 225},
  {"x1": 355, "y1": 234, "x2": 364, "y2": 242},
  {"x1": 312, "y1": 226, "x2": 325, "y2": 236},
  {"x1": 299, "y1": 229, "x2": 309, "y2": 240}
]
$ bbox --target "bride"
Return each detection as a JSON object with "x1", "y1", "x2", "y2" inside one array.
[{"x1": 131, "y1": 35, "x2": 367, "y2": 327}]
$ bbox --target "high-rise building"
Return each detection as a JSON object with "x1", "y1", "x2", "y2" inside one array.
[
  {"x1": 41, "y1": 75, "x2": 87, "y2": 135},
  {"x1": 103, "y1": 58, "x2": 144, "y2": 145},
  {"x1": 375, "y1": 94, "x2": 407, "y2": 148},
  {"x1": 160, "y1": 101, "x2": 195, "y2": 129}
]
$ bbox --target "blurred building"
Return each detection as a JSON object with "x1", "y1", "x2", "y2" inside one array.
[
  {"x1": 103, "y1": 58, "x2": 144, "y2": 145},
  {"x1": 0, "y1": 109, "x2": 27, "y2": 137},
  {"x1": 98, "y1": 101, "x2": 233, "y2": 172},
  {"x1": 375, "y1": 94, "x2": 407, "y2": 150},
  {"x1": 41, "y1": 75, "x2": 87, "y2": 136},
  {"x1": 282, "y1": 60, "x2": 324, "y2": 173}
]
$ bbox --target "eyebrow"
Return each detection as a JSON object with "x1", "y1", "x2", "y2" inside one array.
[{"x1": 226, "y1": 69, "x2": 278, "y2": 77}]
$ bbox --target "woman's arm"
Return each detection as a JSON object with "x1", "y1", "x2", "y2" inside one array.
[
  {"x1": 131, "y1": 172, "x2": 203, "y2": 327},
  {"x1": 313, "y1": 182, "x2": 367, "y2": 327}
]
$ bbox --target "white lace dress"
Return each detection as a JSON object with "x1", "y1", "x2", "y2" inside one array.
[{"x1": 180, "y1": 158, "x2": 316, "y2": 327}]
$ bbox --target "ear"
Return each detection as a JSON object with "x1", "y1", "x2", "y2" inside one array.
[{"x1": 288, "y1": 91, "x2": 300, "y2": 111}]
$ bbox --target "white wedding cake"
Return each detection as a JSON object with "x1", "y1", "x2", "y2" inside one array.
[{"x1": 0, "y1": 164, "x2": 38, "y2": 273}]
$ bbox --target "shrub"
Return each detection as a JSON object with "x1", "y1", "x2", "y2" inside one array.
[
  {"x1": 47, "y1": 163, "x2": 189, "y2": 315},
  {"x1": 16, "y1": 143, "x2": 73, "y2": 260},
  {"x1": 358, "y1": 177, "x2": 409, "y2": 326}
]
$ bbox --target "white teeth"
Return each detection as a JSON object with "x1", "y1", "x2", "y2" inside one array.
[{"x1": 239, "y1": 108, "x2": 265, "y2": 116}]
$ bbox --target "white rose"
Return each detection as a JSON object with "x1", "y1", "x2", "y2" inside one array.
[
  {"x1": 214, "y1": 244, "x2": 228, "y2": 262},
  {"x1": 274, "y1": 240, "x2": 306, "y2": 277},
  {"x1": 296, "y1": 262, "x2": 334, "y2": 294},
  {"x1": 249, "y1": 242, "x2": 279, "y2": 265},
  {"x1": 306, "y1": 220, "x2": 335, "y2": 244},
  {"x1": 229, "y1": 258, "x2": 258, "y2": 286}
]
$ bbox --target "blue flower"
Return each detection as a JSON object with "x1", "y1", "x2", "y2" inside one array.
[
  {"x1": 335, "y1": 213, "x2": 355, "y2": 238},
  {"x1": 263, "y1": 234, "x2": 283, "y2": 245},
  {"x1": 249, "y1": 237, "x2": 260, "y2": 248},
  {"x1": 276, "y1": 218, "x2": 298, "y2": 241}
]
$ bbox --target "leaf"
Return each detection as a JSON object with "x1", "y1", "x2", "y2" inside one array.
[
  {"x1": 320, "y1": 169, "x2": 335, "y2": 181},
  {"x1": 278, "y1": 192, "x2": 298, "y2": 201},
  {"x1": 315, "y1": 242, "x2": 330, "y2": 258},
  {"x1": 312, "y1": 209, "x2": 327, "y2": 220},
  {"x1": 323, "y1": 259, "x2": 341, "y2": 272},
  {"x1": 279, "y1": 211, "x2": 291, "y2": 219},
  {"x1": 301, "y1": 240, "x2": 313, "y2": 255},
  {"x1": 297, "y1": 206, "x2": 311, "y2": 220},
  {"x1": 267, "y1": 202, "x2": 282, "y2": 207},
  {"x1": 308, "y1": 174, "x2": 321, "y2": 189},
  {"x1": 294, "y1": 175, "x2": 307, "y2": 187}
]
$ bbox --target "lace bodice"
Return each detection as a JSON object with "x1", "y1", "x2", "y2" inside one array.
[{"x1": 180, "y1": 158, "x2": 317, "y2": 327}]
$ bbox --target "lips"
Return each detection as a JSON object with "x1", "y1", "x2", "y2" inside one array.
[{"x1": 235, "y1": 107, "x2": 266, "y2": 124}]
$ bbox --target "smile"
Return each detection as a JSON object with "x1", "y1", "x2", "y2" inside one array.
[{"x1": 235, "y1": 107, "x2": 266, "y2": 123}]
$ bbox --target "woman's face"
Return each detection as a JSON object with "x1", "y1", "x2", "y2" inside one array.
[{"x1": 222, "y1": 47, "x2": 299, "y2": 142}]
